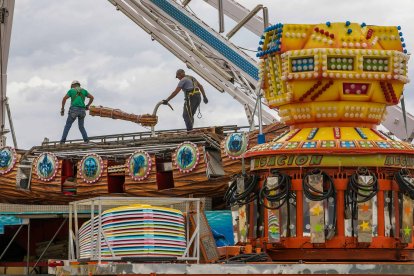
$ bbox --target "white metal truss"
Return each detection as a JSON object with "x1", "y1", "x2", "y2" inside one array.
[
  {"x1": 203, "y1": 0, "x2": 265, "y2": 36},
  {"x1": 0, "y1": 0, "x2": 14, "y2": 146},
  {"x1": 107, "y1": 0, "x2": 276, "y2": 125}
]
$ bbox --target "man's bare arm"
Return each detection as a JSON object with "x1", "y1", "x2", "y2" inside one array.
[
  {"x1": 61, "y1": 95, "x2": 69, "y2": 110},
  {"x1": 198, "y1": 83, "x2": 208, "y2": 104},
  {"x1": 164, "y1": 87, "x2": 181, "y2": 103},
  {"x1": 86, "y1": 93, "x2": 94, "y2": 110}
]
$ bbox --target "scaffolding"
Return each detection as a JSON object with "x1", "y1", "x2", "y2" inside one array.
[{"x1": 68, "y1": 197, "x2": 201, "y2": 263}]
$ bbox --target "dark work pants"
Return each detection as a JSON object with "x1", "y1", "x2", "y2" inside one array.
[{"x1": 183, "y1": 93, "x2": 201, "y2": 131}]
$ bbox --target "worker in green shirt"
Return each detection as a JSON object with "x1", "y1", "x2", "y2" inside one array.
[{"x1": 60, "y1": 80, "x2": 94, "y2": 144}]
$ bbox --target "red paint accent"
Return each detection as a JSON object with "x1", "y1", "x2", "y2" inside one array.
[
  {"x1": 314, "y1": 27, "x2": 319, "y2": 32},
  {"x1": 386, "y1": 83, "x2": 398, "y2": 104},
  {"x1": 293, "y1": 179, "x2": 303, "y2": 238},
  {"x1": 336, "y1": 179, "x2": 347, "y2": 239},
  {"x1": 380, "y1": 82, "x2": 398, "y2": 104},
  {"x1": 299, "y1": 80, "x2": 322, "y2": 101},
  {"x1": 366, "y1": 29, "x2": 374, "y2": 39},
  {"x1": 310, "y1": 80, "x2": 334, "y2": 101},
  {"x1": 333, "y1": 127, "x2": 341, "y2": 139},
  {"x1": 330, "y1": 33, "x2": 335, "y2": 39},
  {"x1": 343, "y1": 83, "x2": 369, "y2": 95}
]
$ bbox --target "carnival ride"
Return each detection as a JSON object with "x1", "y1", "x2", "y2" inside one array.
[{"x1": 239, "y1": 21, "x2": 414, "y2": 262}]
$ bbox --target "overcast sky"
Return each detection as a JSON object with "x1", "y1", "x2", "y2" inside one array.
[{"x1": 5, "y1": 0, "x2": 414, "y2": 148}]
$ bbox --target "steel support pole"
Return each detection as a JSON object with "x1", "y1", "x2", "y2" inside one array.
[
  {"x1": 227, "y1": 4, "x2": 263, "y2": 39},
  {"x1": 182, "y1": 0, "x2": 191, "y2": 7},
  {"x1": 68, "y1": 204, "x2": 73, "y2": 260},
  {"x1": 196, "y1": 200, "x2": 200, "y2": 264},
  {"x1": 74, "y1": 203, "x2": 79, "y2": 259},
  {"x1": 0, "y1": 224, "x2": 23, "y2": 261},
  {"x1": 218, "y1": 0, "x2": 224, "y2": 33},
  {"x1": 30, "y1": 218, "x2": 67, "y2": 274},
  {"x1": 26, "y1": 220, "x2": 30, "y2": 275},
  {"x1": 4, "y1": 97, "x2": 16, "y2": 148},
  {"x1": 262, "y1": 7, "x2": 269, "y2": 29},
  {"x1": 98, "y1": 200, "x2": 102, "y2": 263}
]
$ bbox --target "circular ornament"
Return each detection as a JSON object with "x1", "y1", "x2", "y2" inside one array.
[
  {"x1": 223, "y1": 132, "x2": 248, "y2": 159},
  {"x1": 127, "y1": 150, "x2": 152, "y2": 181},
  {"x1": 80, "y1": 153, "x2": 104, "y2": 183},
  {"x1": 35, "y1": 152, "x2": 58, "y2": 181},
  {"x1": 174, "y1": 141, "x2": 199, "y2": 173},
  {"x1": 0, "y1": 146, "x2": 17, "y2": 175}
]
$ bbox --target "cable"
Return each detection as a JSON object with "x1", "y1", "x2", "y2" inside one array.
[
  {"x1": 346, "y1": 167, "x2": 378, "y2": 204},
  {"x1": 224, "y1": 174, "x2": 259, "y2": 207},
  {"x1": 345, "y1": 167, "x2": 378, "y2": 237},
  {"x1": 395, "y1": 169, "x2": 414, "y2": 199},
  {"x1": 223, "y1": 253, "x2": 272, "y2": 263},
  {"x1": 303, "y1": 169, "x2": 336, "y2": 201},
  {"x1": 259, "y1": 170, "x2": 292, "y2": 209},
  {"x1": 237, "y1": 46, "x2": 259, "y2": 53},
  {"x1": 302, "y1": 169, "x2": 337, "y2": 239}
]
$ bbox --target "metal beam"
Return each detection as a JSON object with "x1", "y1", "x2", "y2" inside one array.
[
  {"x1": 0, "y1": 0, "x2": 14, "y2": 145},
  {"x1": 203, "y1": 0, "x2": 264, "y2": 35},
  {"x1": 0, "y1": 224, "x2": 23, "y2": 261},
  {"x1": 26, "y1": 221, "x2": 30, "y2": 275},
  {"x1": 227, "y1": 4, "x2": 263, "y2": 39},
  {"x1": 218, "y1": 0, "x2": 224, "y2": 33},
  {"x1": 30, "y1": 218, "x2": 68, "y2": 274}
]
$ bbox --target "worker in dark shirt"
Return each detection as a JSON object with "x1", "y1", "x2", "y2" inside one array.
[{"x1": 162, "y1": 69, "x2": 208, "y2": 131}]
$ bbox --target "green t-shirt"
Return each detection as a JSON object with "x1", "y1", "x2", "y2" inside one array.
[{"x1": 67, "y1": 88, "x2": 88, "y2": 108}]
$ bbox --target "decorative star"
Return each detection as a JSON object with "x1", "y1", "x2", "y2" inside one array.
[
  {"x1": 269, "y1": 225, "x2": 279, "y2": 234},
  {"x1": 359, "y1": 221, "x2": 371, "y2": 232},
  {"x1": 239, "y1": 210, "x2": 245, "y2": 219},
  {"x1": 361, "y1": 203, "x2": 370, "y2": 212},
  {"x1": 403, "y1": 225, "x2": 412, "y2": 237},
  {"x1": 311, "y1": 204, "x2": 323, "y2": 216},
  {"x1": 314, "y1": 223, "x2": 323, "y2": 233},
  {"x1": 404, "y1": 206, "x2": 412, "y2": 215}
]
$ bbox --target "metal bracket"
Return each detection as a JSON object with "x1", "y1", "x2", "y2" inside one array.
[
  {"x1": 358, "y1": 175, "x2": 373, "y2": 186},
  {"x1": 236, "y1": 176, "x2": 244, "y2": 194},
  {"x1": 266, "y1": 176, "x2": 278, "y2": 189}
]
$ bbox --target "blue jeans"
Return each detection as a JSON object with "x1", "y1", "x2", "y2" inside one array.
[{"x1": 60, "y1": 106, "x2": 89, "y2": 143}]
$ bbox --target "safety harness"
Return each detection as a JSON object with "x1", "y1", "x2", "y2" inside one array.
[
  {"x1": 72, "y1": 87, "x2": 86, "y2": 104},
  {"x1": 184, "y1": 76, "x2": 202, "y2": 123}
]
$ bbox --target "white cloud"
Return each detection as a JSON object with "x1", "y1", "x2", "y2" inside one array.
[{"x1": 3, "y1": 0, "x2": 414, "y2": 148}]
